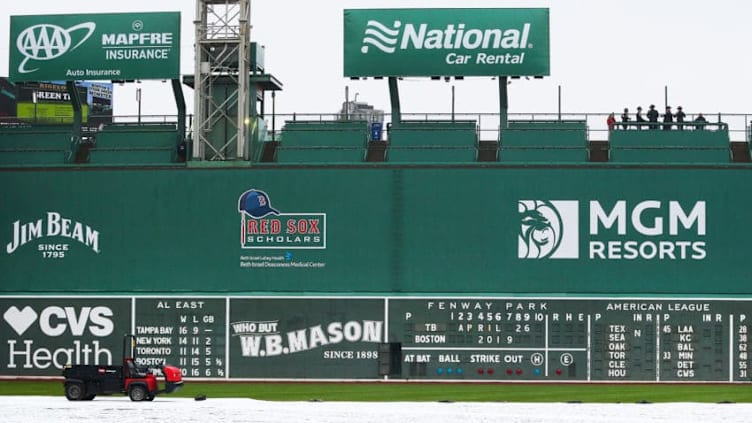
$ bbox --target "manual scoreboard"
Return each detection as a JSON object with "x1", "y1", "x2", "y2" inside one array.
[
  {"x1": 1, "y1": 296, "x2": 750, "y2": 382},
  {"x1": 389, "y1": 298, "x2": 744, "y2": 381}
]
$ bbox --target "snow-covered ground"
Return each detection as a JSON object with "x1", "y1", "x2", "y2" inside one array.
[{"x1": 2, "y1": 396, "x2": 752, "y2": 423}]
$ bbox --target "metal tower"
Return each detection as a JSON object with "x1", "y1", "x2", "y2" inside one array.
[{"x1": 192, "y1": 0, "x2": 251, "y2": 160}]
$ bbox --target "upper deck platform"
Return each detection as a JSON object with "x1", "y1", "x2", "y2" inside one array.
[{"x1": 1, "y1": 111, "x2": 750, "y2": 167}]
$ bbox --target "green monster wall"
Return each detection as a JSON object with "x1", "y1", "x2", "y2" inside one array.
[{"x1": 0, "y1": 165, "x2": 747, "y2": 295}]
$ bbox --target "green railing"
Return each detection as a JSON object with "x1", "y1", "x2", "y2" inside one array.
[
  {"x1": 1, "y1": 112, "x2": 751, "y2": 166},
  {"x1": 0, "y1": 117, "x2": 183, "y2": 167}
]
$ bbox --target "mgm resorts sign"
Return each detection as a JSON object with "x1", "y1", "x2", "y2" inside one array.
[
  {"x1": 518, "y1": 200, "x2": 706, "y2": 261},
  {"x1": 9, "y1": 12, "x2": 180, "y2": 82},
  {"x1": 344, "y1": 8, "x2": 550, "y2": 77}
]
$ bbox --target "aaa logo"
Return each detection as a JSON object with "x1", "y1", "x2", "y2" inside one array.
[{"x1": 16, "y1": 22, "x2": 96, "y2": 74}]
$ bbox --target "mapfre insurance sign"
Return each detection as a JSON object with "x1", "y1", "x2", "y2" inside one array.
[{"x1": 9, "y1": 12, "x2": 180, "y2": 82}]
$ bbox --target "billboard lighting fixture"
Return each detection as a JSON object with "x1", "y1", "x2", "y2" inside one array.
[
  {"x1": 454, "y1": 76, "x2": 464, "y2": 81},
  {"x1": 430, "y1": 76, "x2": 441, "y2": 81}
]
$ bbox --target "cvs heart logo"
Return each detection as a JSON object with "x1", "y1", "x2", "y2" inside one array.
[{"x1": 3, "y1": 306, "x2": 38, "y2": 336}]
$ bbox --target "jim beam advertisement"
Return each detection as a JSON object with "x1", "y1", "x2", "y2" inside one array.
[
  {"x1": 0, "y1": 298, "x2": 130, "y2": 376},
  {"x1": 5, "y1": 211, "x2": 101, "y2": 260}
]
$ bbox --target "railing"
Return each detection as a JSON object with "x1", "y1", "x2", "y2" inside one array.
[
  {"x1": 2, "y1": 111, "x2": 751, "y2": 144},
  {"x1": 0, "y1": 114, "x2": 177, "y2": 124},
  {"x1": 266, "y1": 112, "x2": 750, "y2": 143}
]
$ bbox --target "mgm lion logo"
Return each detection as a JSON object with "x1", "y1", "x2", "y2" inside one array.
[{"x1": 518, "y1": 200, "x2": 579, "y2": 259}]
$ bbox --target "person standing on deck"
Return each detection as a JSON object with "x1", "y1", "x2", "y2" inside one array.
[
  {"x1": 662, "y1": 106, "x2": 673, "y2": 130},
  {"x1": 607, "y1": 113, "x2": 616, "y2": 132},
  {"x1": 635, "y1": 106, "x2": 646, "y2": 130},
  {"x1": 621, "y1": 108, "x2": 630, "y2": 130},
  {"x1": 675, "y1": 106, "x2": 686, "y2": 130},
  {"x1": 647, "y1": 105, "x2": 659, "y2": 130}
]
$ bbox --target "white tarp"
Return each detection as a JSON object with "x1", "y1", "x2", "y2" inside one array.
[{"x1": 2, "y1": 396, "x2": 752, "y2": 423}]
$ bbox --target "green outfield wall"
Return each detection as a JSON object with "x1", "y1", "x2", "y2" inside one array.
[
  {"x1": 0, "y1": 165, "x2": 748, "y2": 295},
  {"x1": 2, "y1": 164, "x2": 752, "y2": 381}
]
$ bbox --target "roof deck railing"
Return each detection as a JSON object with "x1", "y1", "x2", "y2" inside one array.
[
  {"x1": 267, "y1": 111, "x2": 747, "y2": 143},
  {"x1": 1, "y1": 111, "x2": 748, "y2": 142}
]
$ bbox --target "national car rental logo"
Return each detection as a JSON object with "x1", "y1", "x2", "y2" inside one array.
[
  {"x1": 360, "y1": 20, "x2": 401, "y2": 54},
  {"x1": 518, "y1": 200, "x2": 578, "y2": 259}
]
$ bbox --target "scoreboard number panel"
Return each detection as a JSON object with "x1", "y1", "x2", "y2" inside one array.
[
  {"x1": 133, "y1": 298, "x2": 227, "y2": 379},
  {"x1": 388, "y1": 298, "x2": 750, "y2": 382}
]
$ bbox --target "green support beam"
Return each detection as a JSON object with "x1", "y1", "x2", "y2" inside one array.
[{"x1": 388, "y1": 77, "x2": 401, "y2": 127}]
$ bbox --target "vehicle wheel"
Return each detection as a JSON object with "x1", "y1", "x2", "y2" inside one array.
[
  {"x1": 128, "y1": 385, "x2": 148, "y2": 402},
  {"x1": 146, "y1": 395, "x2": 155, "y2": 401},
  {"x1": 65, "y1": 383, "x2": 85, "y2": 401}
]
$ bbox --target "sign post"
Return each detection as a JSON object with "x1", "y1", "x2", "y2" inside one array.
[{"x1": 136, "y1": 88, "x2": 142, "y2": 124}]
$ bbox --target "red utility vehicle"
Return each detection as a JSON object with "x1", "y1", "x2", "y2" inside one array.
[{"x1": 63, "y1": 334, "x2": 183, "y2": 401}]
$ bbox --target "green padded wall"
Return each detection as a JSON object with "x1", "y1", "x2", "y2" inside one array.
[
  {"x1": 500, "y1": 120, "x2": 588, "y2": 162},
  {"x1": 609, "y1": 129, "x2": 729, "y2": 163},
  {"x1": 276, "y1": 120, "x2": 369, "y2": 163},
  {"x1": 0, "y1": 164, "x2": 748, "y2": 295},
  {"x1": 387, "y1": 120, "x2": 477, "y2": 162}
]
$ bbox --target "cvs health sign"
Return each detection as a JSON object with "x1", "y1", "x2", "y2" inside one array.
[{"x1": 0, "y1": 298, "x2": 130, "y2": 376}]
